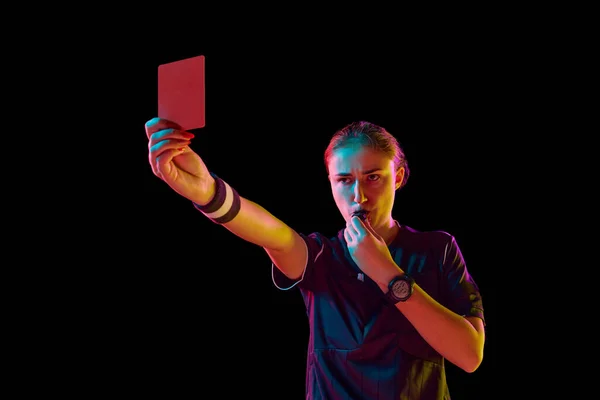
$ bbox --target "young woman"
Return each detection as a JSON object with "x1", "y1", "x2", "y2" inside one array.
[{"x1": 146, "y1": 118, "x2": 485, "y2": 400}]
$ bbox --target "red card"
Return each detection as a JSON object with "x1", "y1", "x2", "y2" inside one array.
[{"x1": 158, "y1": 55, "x2": 205, "y2": 130}]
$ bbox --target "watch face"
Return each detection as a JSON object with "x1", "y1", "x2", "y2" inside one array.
[{"x1": 392, "y1": 280, "x2": 410, "y2": 298}]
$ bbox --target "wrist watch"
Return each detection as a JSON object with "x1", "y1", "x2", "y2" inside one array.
[{"x1": 385, "y1": 274, "x2": 415, "y2": 304}]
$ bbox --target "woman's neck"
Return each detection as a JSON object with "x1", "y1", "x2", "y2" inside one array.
[{"x1": 378, "y1": 219, "x2": 400, "y2": 246}]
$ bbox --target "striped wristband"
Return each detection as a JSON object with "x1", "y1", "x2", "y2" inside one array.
[{"x1": 193, "y1": 173, "x2": 241, "y2": 224}]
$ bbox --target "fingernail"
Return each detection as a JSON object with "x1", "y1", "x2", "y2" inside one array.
[{"x1": 146, "y1": 117, "x2": 160, "y2": 127}]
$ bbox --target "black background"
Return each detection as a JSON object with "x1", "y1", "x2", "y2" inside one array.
[
  {"x1": 42, "y1": 30, "x2": 536, "y2": 398},
  {"x1": 125, "y1": 41, "x2": 511, "y2": 399},
  {"x1": 7, "y1": 8, "x2": 578, "y2": 396}
]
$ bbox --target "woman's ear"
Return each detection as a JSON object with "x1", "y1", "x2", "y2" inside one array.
[{"x1": 395, "y1": 167, "x2": 405, "y2": 190}]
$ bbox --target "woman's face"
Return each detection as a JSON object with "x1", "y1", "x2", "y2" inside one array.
[{"x1": 328, "y1": 144, "x2": 404, "y2": 229}]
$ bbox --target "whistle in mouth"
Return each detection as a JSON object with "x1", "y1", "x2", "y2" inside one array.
[{"x1": 353, "y1": 211, "x2": 367, "y2": 221}]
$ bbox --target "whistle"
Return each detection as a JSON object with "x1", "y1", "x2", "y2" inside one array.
[{"x1": 352, "y1": 210, "x2": 367, "y2": 221}]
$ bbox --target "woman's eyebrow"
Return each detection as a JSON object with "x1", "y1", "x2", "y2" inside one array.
[{"x1": 334, "y1": 168, "x2": 383, "y2": 177}]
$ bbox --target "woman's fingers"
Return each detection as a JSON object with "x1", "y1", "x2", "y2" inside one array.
[
  {"x1": 154, "y1": 147, "x2": 189, "y2": 179},
  {"x1": 149, "y1": 139, "x2": 191, "y2": 176},
  {"x1": 148, "y1": 128, "x2": 194, "y2": 148},
  {"x1": 145, "y1": 117, "x2": 182, "y2": 139}
]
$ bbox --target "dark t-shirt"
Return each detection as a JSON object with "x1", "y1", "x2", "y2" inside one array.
[{"x1": 272, "y1": 224, "x2": 485, "y2": 400}]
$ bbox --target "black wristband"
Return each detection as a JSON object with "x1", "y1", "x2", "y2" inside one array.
[
  {"x1": 192, "y1": 173, "x2": 241, "y2": 224},
  {"x1": 193, "y1": 172, "x2": 225, "y2": 212},
  {"x1": 212, "y1": 185, "x2": 241, "y2": 224}
]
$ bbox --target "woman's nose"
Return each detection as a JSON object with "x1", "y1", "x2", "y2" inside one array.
[{"x1": 353, "y1": 182, "x2": 367, "y2": 204}]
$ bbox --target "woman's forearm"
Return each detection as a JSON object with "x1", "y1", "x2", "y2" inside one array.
[
  {"x1": 218, "y1": 196, "x2": 296, "y2": 252},
  {"x1": 374, "y1": 262, "x2": 485, "y2": 373},
  {"x1": 396, "y1": 285, "x2": 485, "y2": 372}
]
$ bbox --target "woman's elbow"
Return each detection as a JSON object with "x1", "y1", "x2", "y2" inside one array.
[
  {"x1": 458, "y1": 346, "x2": 484, "y2": 373},
  {"x1": 459, "y1": 317, "x2": 485, "y2": 373}
]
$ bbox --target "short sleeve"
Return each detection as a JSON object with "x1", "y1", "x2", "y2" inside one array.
[
  {"x1": 271, "y1": 232, "x2": 325, "y2": 290},
  {"x1": 442, "y1": 235, "x2": 485, "y2": 325}
]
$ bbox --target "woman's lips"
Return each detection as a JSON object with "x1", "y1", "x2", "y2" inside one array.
[{"x1": 352, "y1": 210, "x2": 368, "y2": 221}]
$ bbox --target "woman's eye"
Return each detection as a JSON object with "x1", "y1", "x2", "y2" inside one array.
[{"x1": 338, "y1": 175, "x2": 380, "y2": 184}]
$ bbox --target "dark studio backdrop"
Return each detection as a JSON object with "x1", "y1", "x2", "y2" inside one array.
[{"x1": 114, "y1": 41, "x2": 516, "y2": 399}]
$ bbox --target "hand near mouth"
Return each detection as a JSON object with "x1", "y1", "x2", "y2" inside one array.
[
  {"x1": 351, "y1": 210, "x2": 368, "y2": 221},
  {"x1": 345, "y1": 212, "x2": 396, "y2": 282}
]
